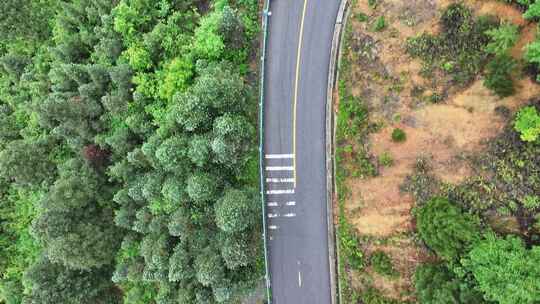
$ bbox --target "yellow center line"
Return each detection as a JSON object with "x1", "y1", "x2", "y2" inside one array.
[{"x1": 293, "y1": 0, "x2": 308, "y2": 188}]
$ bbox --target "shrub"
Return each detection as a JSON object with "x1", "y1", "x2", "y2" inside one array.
[
  {"x1": 415, "y1": 264, "x2": 460, "y2": 303},
  {"x1": 361, "y1": 287, "x2": 400, "y2": 304},
  {"x1": 406, "y1": 3, "x2": 497, "y2": 85},
  {"x1": 483, "y1": 54, "x2": 516, "y2": 97},
  {"x1": 355, "y1": 12, "x2": 368, "y2": 23},
  {"x1": 514, "y1": 106, "x2": 540, "y2": 142},
  {"x1": 484, "y1": 23, "x2": 519, "y2": 56},
  {"x1": 391, "y1": 128, "x2": 406, "y2": 142},
  {"x1": 524, "y1": 40, "x2": 540, "y2": 81},
  {"x1": 416, "y1": 197, "x2": 482, "y2": 260},
  {"x1": 378, "y1": 151, "x2": 394, "y2": 167},
  {"x1": 370, "y1": 251, "x2": 396, "y2": 276},
  {"x1": 521, "y1": 195, "x2": 540, "y2": 211},
  {"x1": 339, "y1": 221, "x2": 364, "y2": 271},
  {"x1": 400, "y1": 158, "x2": 441, "y2": 204},
  {"x1": 524, "y1": 1, "x2": 540, "y2": 20},
  {"x1": 414, "y1": 263, "x2": 484, "y2": 304},
  {"x1": 372, "y1": 16, "x2": 386, "y2": 32},
  {"x1": 336, "y1": 94, "x2": 368, "y2": 140}
]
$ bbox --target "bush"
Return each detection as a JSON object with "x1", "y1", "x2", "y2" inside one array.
[
  {"x1": 361, "y1": 287, "x2": 400, "y2": 304},
  {"x1": 414, "y1": 263, "x2": 484, "y2": 304},
  {"x1": 416, "y1": 197, "x2": 482, "y2": 260},
  {"x1": 406, "y1": 3, "x2": 497, "y2": 85},
  {"x1": 378, "y1": 152, "x2": 394, "y2": 167},
  {"x1": 391, "y1": 128, "x2": 406, "y2": 142},
  {"x1": 484, "y1": 23, "x2": 519, "y2": 56},
  {"x1": 339, "y1": 221, "x2": 364, "y2": 271},
  {"x1": 372, "y1": 16, "x2": 386, "y2": 32},
  {"x1": 524, "y1": 40, "x2": 540, "y2": 81},
  {"x1": 483, "y1": 54, "x2": 516, "y2": 97},
  {"x1": 524, "y1": 1, "x2": 540, "y2": 20},
  {"x1": 514, "y1": 106, "x2": 540, "y2": 142},
  {"x1": 522, "y1": 195, "x2": 540, "y2": 211},
  {"x1": 337, "y1": 94, "x2": 368, "y2": 140},
  {"x1": 370, "y1": 251, "x2": 396, "y2": 276}
]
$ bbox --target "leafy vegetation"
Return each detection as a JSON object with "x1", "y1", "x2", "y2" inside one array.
[
  {"x1": 484, "y1": 54, "x2": 517, "y2": 97},
  {"x1": 484, "y1": 23, "x2": 519, "y2": 56},
  {"x1": 409, "y1": 106, "x2": 540, "y2": 303},
  {"x1": 407, "y1": 3, "x2": 497, "y2": 85},
  {"x1": 514, "y1": 105, "x2": 540, "y2": 142},
  {"x1": 416, "y1": 197, "x2": 481, "y2": 261},
  {"x1": 391, "y1": 128, "x2": 406, "y2": 142},
  {"x1": 462, "y1": 233, "x2": 540, "y2": 304},
  {"x1": 378, "y1": 152, "x2": 394, "y2": 167},
  {"x1": 414, "y1": 263, "x2": 484, "y2": 304},
  {"x1": 372, "y1": 16, "x2": 387, "y2": 32},
  {"x1": 0, "y1": 0, "x2": 262, "y2": 303},
  {"x1": 370, "y1": 251, "x2": 396, "y2": 277},
  {"x1": 340, "y1": 1, "x2": 540, "y2": 303}
]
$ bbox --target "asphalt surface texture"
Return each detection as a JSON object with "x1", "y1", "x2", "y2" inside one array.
[{"x1": 263, "y1": 0, "x2": 340, "y2": 303}]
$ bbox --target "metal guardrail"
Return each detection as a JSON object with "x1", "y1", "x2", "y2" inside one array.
[
  {"x1": 258, "y1": 0, "x2": 272, "y2": 303},
  {"x1": 327, "y1": 1, "x2": 350, "y2": 304},
  {"x1": 330, "y1": 2, "x2": 351, "y2": 303}
]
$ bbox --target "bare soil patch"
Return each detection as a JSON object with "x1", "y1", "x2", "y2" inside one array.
[{"x1": 340, "y1": 0, "x2": 540, "y2": 300}]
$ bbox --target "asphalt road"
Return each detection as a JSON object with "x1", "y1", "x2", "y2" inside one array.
[{"x1": 263, "y1": 0, "x2": 340, "y2": 303}]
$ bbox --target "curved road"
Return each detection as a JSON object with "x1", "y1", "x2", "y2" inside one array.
[{"x1": 263, "y1": 0, "x2": 341, "y2": 303}]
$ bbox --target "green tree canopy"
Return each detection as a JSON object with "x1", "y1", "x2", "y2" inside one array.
[
  {"x1": 214, "y1": 188, "x2": 256, "y2": 233},
  {"x1": 415, "y1": 264, "x2": 485, "y2": 304},
  {"x1": 416, "y1": 197, "x2": 481, "y2": 260},
  {"x1": 514, "y1": 106, "x2": 540, "y2": 142},
  {"x1": 23, "y1": 257, "x2": 120, "y2": 304},
  {"x1": 462, "y1": 234, "x2": 540, "y2": 304},
  {"x1": 0, "y1": 139, "x2": 56, "y2": 187},
  {"x1": 484, "y1": 23, "x2": 519, "y2": 56},
  {"x1": 186, "y1": 172, "x2": 219, "y2": 203},
  {"x1": 483, "y1": 54, "x2": 516, "y2": 98},
  {"x1": 524, "y1": 1, "x2": 540, "y2": 20}
]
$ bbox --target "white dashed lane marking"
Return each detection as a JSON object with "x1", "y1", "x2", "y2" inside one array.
[
  {"x1": 265, "y1": 166, "x2": 294, "y2": 171},
  {"x1": 266, "y1": 189, "x2": 295, "y2": 195},
  {"x1": 265, "y1": 154, "x2": 294, "y2": 159},
  {"x1": 266, "y1": 178, "x2": 295, "y2": 183}
]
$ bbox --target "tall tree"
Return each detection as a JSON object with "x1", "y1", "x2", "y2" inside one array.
[
  {"x1": 23, "y1": 257, "x2": 121, "y2": 304},
  {"x1": 416, "y1": 197, "x2": 481, "y2": 260},
  {"x1": 462, "y1": 234, "x2": 540, "y2": 304}
]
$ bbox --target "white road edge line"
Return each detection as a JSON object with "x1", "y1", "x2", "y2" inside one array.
[
  {"x1": 265, "y1": 166, "x2": 294, "y2": 171},
  {"x1": 265, "y1": 154, "x2": 294, "y2": 159}
]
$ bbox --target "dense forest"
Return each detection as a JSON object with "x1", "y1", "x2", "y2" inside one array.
[{"x1": 0, "y1": 0, "x2": 263, "y2": 303}]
